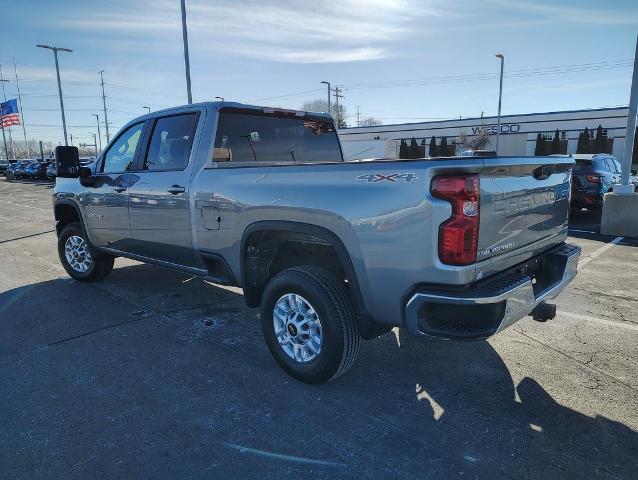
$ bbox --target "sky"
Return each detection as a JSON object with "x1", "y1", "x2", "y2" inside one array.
[{"x1": 2, "y1": 0, "x2": 638, "y2": 145}]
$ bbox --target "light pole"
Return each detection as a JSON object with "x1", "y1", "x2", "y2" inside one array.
[
  {"x1": 89, "y1": 132, "x2": 98, "y2": 156},
  {"x1": 495, "y1": 54, "x2": 504, "y2": 155},
  {"x1": 92, "y1": 114, "x2": 102, "y2": 151},
  {"x1": 321, "y1": 81, "x2": 331, "y2": 114},
  {"x1": 180, "y1": 0, "x2": 193, "y2": 104},
  {"x1": 0, "y1": 78, "x2": 9, "y2": 160},
  {"x1": 143, "y1": 106, "x2": 151, "y2": 114},
  {"x1": 36, "y1": 44, "x2": 72, "y2": 146}
]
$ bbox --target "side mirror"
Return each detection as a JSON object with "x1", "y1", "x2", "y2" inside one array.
[
  {"x1": 79, "y1": 165, "x2": 98, "y2": 187},
  {"x1": 55, "y1": 146, "x2": 80, "y2": 178}
]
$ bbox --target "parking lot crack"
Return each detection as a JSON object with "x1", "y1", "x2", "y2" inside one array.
[{"x1": 514, "y1": 329, "x2": 637, "y2": 394}]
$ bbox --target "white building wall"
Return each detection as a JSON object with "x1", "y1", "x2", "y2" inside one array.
[{"x1": 339, "y1": 107, "x2": 631, "y2": 161}]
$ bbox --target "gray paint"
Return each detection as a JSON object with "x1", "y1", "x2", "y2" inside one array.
[{"x1": 54, "y1": 101, "x2": 577, "y2": 329}]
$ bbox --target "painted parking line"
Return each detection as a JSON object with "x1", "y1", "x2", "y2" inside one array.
[
  {"x1": 568, "y1": 228, "x2": 597, "y2": 234},
  {"x1": 0, "y1": 198, "x2": 50, "y2": 212},
  {"x1": 578, "y1": 236, "x2": 624, "y2": 268},
  {"x1": 560, "y1": 311, "x2": 638, "y2": 332}
]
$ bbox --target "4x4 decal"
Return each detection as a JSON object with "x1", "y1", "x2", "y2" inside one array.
[{"x1": 356, "y1": 173, "x2": 417, "y2": 183}]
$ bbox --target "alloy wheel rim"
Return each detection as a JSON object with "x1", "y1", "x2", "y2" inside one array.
[
  {"x1": 64, "y1": 235, "x2": 93, "y2": 273},
  {"x1": 273, "y1": 293, "x2": 322, "y2": 363}
]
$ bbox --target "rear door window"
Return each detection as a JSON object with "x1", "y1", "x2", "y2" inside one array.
[
  {"x1": 143, "y1": 113, "x2": 199, "y2": 171},
  {"x1": 213, "y1": 112, "x2": 342, "y2": 164}
]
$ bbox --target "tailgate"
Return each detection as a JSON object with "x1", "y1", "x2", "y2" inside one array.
[{"x1": 478, "y1": 156, "x2": 573, "y2": 262}]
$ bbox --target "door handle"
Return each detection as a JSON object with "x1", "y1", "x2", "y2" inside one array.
[
  {"x1": 167, "y1": 185, "x2": 186, "y2": 194},
  {"x1": 113, "y1": 185, "x2": 127, "y2": 193}
]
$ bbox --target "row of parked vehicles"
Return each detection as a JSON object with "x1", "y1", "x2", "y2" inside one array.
[{"x1": 1, "y1": 158, "x2": 95, "y2": 181}]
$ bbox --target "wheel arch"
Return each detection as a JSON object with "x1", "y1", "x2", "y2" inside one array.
[
  {"x1": 54, "y1": 200, "x2": 86, "y2": 236},
  {"x1": 240, "y1": 221, "x2": 382, "y2": 339}
]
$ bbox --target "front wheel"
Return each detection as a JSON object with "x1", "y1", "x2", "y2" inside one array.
[
  {"x1": 57, "y1": 223, "x2": 114, "y2": 282},
  {"x1": 260, "y1": 266, "x2": 360, "y2": 384}
]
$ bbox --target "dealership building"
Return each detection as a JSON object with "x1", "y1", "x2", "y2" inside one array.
[{"x1": 338, "y1": 106, "x2": 635, "y2": 165}]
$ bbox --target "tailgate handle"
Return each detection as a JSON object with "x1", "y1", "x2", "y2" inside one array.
[{"x1": 533, "y1": 165, "x2": 555, "y2": 180}]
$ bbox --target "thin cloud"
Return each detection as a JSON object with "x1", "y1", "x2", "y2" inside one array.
[
  {"x1": 58, "y1": 0, "x2": 439, "y2": 63},
  {"x1": 489, "y1": 0, "x2": 638, "y2": 25}
]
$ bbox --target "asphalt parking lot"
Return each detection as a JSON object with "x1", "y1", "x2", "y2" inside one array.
[{"x1": 1, "y1": 178, "x2": 637, "y2": 479}]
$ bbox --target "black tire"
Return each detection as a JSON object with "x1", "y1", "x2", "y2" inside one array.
[
  {"x1": 57, "y1": 222, "x2": 114, "y2": 282},
  {"x1": 260, "y1": 265, "x2": 360, "y2": 384}
]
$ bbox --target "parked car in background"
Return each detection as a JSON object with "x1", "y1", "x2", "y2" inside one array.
[
  {"x1": 458, "y1": 150, "x2": 497, "y2": 157},
  {"x1": 46, "y1": 162, "x2": 57, "y2": 179},
  {"x1": 12, "y1": 160, "x2": 36, "y2": 179},
  {"x1": 570, "y1": 154, "x2": 635, "y2": 210},
  {"x1": 5, "y1": 161, "x2": 16, "y2": 180},
  {"x1": 0, "y1": 159, "x2": 8, "y2": 175},
  {"x1": 24, "y1": 161, "x2": 52, "y2": 179}
]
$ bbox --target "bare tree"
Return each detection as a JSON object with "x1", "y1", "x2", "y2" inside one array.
[
  {"x1": 358, "y1": 117, "x2": 382, "y2": 127},
  {"x1": 456, "y1": 127, "x2": 491, "y2": 153},
  {"x1": 301, "y1": 99, "x2": 348, "y2": 129}
]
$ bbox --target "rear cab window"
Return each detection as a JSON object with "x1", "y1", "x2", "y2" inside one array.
[{"x1": 212, "y1": 110, "x2": 342, "y2": 165}]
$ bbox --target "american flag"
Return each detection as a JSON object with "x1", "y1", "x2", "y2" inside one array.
[{"x1": 1, "y1": 99, "x2": 20, "y2": 128}]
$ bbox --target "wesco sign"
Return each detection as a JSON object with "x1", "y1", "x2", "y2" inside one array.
[{"x1": 471, "y1": 124, "x2": 521, "y2": 135}]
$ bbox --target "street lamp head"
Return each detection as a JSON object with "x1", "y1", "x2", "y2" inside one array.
[
  {"x1": 495, "y1": 53, "x2": 504, "y2": 59},
  {"x1": 36, "y1": 44, "x2": 73, "y2": 53},
  {"x1": 321, "y1": 81, "x2": 330, "y2": 85}
]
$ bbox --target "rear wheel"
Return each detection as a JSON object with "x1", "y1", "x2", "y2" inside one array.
[
  {"x1": 57, "y1": 223, "x2": 114, "y2": 282},
  {"x1": 260, "y1": 266, "x2": 360, "y2": 384}
]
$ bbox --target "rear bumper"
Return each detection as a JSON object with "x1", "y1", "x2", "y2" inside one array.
[{"x1": 404, "y1": 243, "x2": 581, "y2": 339}]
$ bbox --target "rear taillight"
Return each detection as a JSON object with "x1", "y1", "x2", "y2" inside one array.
[
  {"x1": 586, "y1": 174, "x2": 601, "y2": 184},
  {"x1": 431, "y1": 175, "x2": 480, "y2": 266}
]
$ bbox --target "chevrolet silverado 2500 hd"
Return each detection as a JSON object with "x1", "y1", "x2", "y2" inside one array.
[{"x1": 53, "y1": 102, "x2": 581, "y2": 384}]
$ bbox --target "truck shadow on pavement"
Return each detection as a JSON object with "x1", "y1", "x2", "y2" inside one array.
[{"x1": 1, "y1": 263, "x2": 636, "y2": 479}]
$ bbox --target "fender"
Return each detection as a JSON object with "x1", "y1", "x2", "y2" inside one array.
[
  {"x1": 53, "y1": 198, "x2": 87, "y2": 235},
  {"x1": 240, "y1": 221, "x2": 386, "y2": 339}
]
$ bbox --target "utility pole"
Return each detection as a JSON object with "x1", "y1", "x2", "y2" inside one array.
[
  {"x1": 320, "y1": 81, "x2": 331, "y2": 114},
  {"x1": 89, "y1": 133, "x2": 98, "y2": 156},
  {"x1": 36, "y1": 44, "x2": 72, "y2": 146},
  {"x1": 356, "y1": 106, "x2": 360, "y2": 127},
  {"x1": 0, "y1": 66, "x2": 15, "y2": 158},
  {"x1": 92, "y1": 114, "x2": 102, "y2": 151},
  {"x1": 180, "y1": 0, "x2": 193, "y2": 104},
  {"x1": 0, "y1": 78, "x2": 9, "y2": 161},
  {"x1": 495, "y1": 54, "x2": 505, "y2": 155},
  {"x1": 12, "y1": 59, "x2": 29, "y2": 158},
  {"x1": 333, "y1": 86, "x2": 343, "y2": 127},
  {"x1": 618, "y1": 35, "x2": 638, "y2": 190},
  {"x1": 99, "y1": 70, "x2": 110, "y2": 143}
]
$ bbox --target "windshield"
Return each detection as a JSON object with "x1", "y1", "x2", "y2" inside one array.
[{"x1": 213, "y1": 111, "x2": 342, "y2": 164}]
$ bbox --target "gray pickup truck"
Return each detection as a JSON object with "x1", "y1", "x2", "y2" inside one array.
[{"x1": 53, "y1": 101, "x2": 580, "y2": 384}]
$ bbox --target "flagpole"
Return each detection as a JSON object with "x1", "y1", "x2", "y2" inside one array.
[
  {"x1": 13, "y1": 59, "x2": 29, "y2": 158},
  {"x1": 0, "y1": 65, "x2": 15, "y2": 159},
  {"x1": 0, "y1": 79, "x2": 8, "y2": 161}
]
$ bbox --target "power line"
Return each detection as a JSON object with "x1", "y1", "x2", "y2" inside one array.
[
  {"x1": 250, "y1": 88, "x2": 324, "y2": 102},
  {"x1": 343, "y1": 59, "x2": 633, "y2": 91}
]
